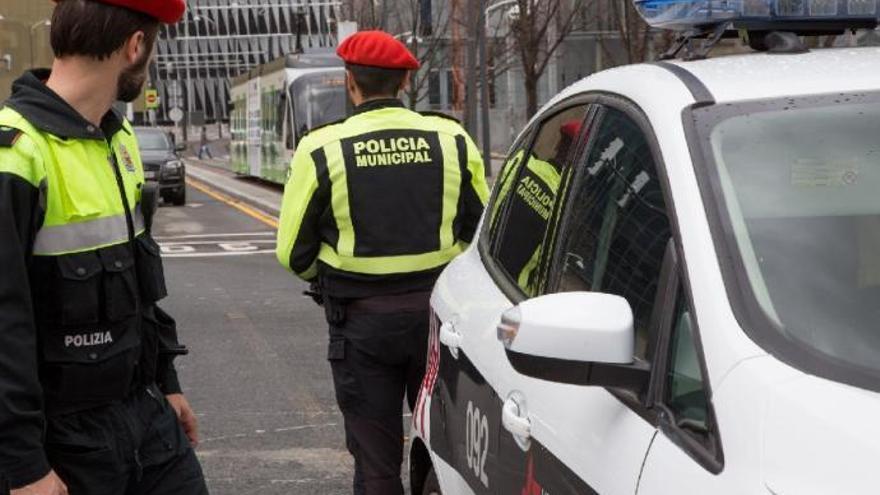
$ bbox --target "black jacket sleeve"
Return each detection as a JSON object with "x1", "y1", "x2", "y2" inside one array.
[{"x1": 0, "y1": 170, "x2": 50, "y2": 488}]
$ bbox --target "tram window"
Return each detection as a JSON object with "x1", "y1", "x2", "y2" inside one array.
[{"x1": 276, "y1": 91, "x2": 286, "y2": 138}]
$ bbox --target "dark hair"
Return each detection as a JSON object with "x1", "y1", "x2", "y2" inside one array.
[
  {"x1": 346, "y1": 64, "x2": 407, "y2": 98},
  {"x1": 51, "y1": 0, "x2": 159, "y2": 60}
]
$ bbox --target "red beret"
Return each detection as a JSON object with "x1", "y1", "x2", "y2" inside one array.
[
  {"x1": 560, "y1": 120, "x2": 583, "y2": 139},
  {"x1": 337, "y1": 31, "x2": 420, "y2": 70},
  {"x1": 53, "y1": 0, "x2": 185, "y2": 24}
]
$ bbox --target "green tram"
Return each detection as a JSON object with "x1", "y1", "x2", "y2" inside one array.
[{"x1": 229, "y1": 53, "x2": 348, "y2": 184}]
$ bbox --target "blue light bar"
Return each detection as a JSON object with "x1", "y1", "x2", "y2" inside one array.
[{"x1": 634, "y1": 0, "x2": 878, "y2": 29}]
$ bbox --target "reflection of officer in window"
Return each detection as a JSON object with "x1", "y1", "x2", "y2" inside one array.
[
  {"x1": 276, "y1": 31, "x2": 489, "y2": 495},
  {"x1": 0, "y1": 1, "x2": 207, "y2": 494},
  {"x1": 497, "y1": 120, "x2": 582, "y2": 295}
]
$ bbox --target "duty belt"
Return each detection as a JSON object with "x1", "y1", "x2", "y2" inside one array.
[{"x1": 346, "y1": 290, "x2": 432, "y2": 314}]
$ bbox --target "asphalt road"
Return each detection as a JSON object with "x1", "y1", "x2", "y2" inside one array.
[{"x1": 152, "y1": 183, "x2": 354, "y2": 494}]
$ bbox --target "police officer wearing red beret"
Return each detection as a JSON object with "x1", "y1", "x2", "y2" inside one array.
[
  {"x1": 0, "y1": 1, "x2": 208, "y2": 494},
  {"x1": 277, "y1": 31, "x2": 490, "y2": 495}
]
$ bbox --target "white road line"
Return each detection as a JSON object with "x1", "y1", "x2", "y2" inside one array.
[
  {"x1": 199, "y1": 422, "x2": 339, "y2": 444},
  {"x1": 159, "y1": 239, "x2": 275, "y2": 246},
  {"x1": 154, "y1": 231, "x2": 275, "y2": 240},
  {"x1": 162, "y1": 250, "x2": 276, "y2": 258}
]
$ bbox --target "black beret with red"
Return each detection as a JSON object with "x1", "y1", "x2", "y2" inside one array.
[
  {"x1": 53, "y1": 0, "x2": 185, "y2": 24},
  {"x1": 336, "y1": 30, "x2": 420, "y2": 70}
]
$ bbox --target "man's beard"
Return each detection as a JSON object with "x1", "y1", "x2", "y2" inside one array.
[{"x1": 117, "y1": 48, "x2": 151, "y2": 103}]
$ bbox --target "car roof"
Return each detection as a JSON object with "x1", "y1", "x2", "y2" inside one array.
[
  {"x1": 667, "y1": 46, "x2": 880, "y2": 103},
  {"x1": 550, "y1": 46, "x2": 880, "y2": 114}
]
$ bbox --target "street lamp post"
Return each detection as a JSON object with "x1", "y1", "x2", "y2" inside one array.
[
  {"x1": 0, "y1": 15, "x2": 10, "y2": 72},
  {"x1": 29, "y1": 20, "x2": 51, "y2": 69},
  {"x1": 182, "y1": 12, "x2": 191, "y2": 142},
  {"x1": 486, "y1": 0, "x2": 519, "y2": 150},
  {"x1": 193, "y1": 15, "x2": 218, "y2": 125},
  {"x1": 393, "y1": 31, "x2": 425, "y2": 109},
  {"x1": 478, "y1": 0, "x2": 491, "y2": 177}
]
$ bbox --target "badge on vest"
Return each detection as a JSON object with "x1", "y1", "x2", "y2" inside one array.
[
  {"x1": 119, "y1": 144, "x2": 136, "y2": 174},
  {"x1": 0, "y1": 126, "x2": 22, "y2": 148}
]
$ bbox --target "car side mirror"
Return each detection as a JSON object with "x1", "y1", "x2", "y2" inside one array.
[
  {"x1": 175, "y1": 143, "x2": 187, "y2": 152},
  {"x1": 498, "y1": 292, "x2": 650, "y2": 391}
]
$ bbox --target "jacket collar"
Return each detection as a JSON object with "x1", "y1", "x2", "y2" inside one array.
[
  {"x1": 4, "y1": 69, "x2": 128, "y2": 141},
  {"x1": 353, "y1": 98, "x2": 405, "y2": 115}
]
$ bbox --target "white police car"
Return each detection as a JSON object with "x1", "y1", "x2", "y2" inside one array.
[{"x1": 407, "y1": 4, "x2": 880, "y2": 494}]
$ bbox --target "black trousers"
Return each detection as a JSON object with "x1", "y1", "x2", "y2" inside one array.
[
  {"x1": 40, "y1": 384, "x2": 209, "y2": 495},
  {"x1": 327, "y1": 305, "x2": 430, "y2": 495}
]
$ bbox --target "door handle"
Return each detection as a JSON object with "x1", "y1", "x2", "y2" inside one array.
[
  {"x1": 439, "y1": 321, "x2": 462, "y2": 359},
  {"x1": 502, "y1": 394, "x2": 531, "y2": 451}
]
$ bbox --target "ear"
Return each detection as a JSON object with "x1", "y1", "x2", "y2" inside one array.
[
  {"x1": 123, "y1": 30, "x2": 146, "y2": 64},
  {"x1": 400, "y1": 71, "x2": 413, "y2": 93},
  {"x1": 345, "y1": 70, "x2": 360, "y2": 102},
  {"x1": 345, "y1": 70, "x2": 355, "y2": 93}
]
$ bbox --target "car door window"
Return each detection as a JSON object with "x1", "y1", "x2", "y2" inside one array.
[
  {"x1": 553, "y1": 107, "x2": 671, "y2": 359},
  {"x1": 487, "y1": 134, "x2": 531, "y2": 240},
  {"x1": 660, "y1": 284, "x2": 723, "y2": 468},
  {"x1": 491, "y1": 105, "x2": 589, "y2": 297},
  {"x1": 666, "y1": 294, "x2": 710, "y2": 435}
]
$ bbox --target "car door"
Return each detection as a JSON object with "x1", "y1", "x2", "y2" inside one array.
[
  {"x1": 490, "y1": 99, "x2": 680, "y2": 494},
  {"x1": 420, "y1": 102, "x2": 592, "y2": 494}
]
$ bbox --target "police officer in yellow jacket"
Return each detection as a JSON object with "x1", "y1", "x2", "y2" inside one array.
[
  {"x1": 492, "y1": 120, "x2": 582, "y2": 296},
  {"x1": 276, "y1": 31, "x2": 489, "y2": 495},
  {"x1": 0, "y1": 1, "x2": 207, "y2": 494}
]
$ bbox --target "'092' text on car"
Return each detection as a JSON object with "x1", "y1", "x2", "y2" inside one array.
[{"x1": 408, "y1": 43, "x2": 880, "y2": 495}]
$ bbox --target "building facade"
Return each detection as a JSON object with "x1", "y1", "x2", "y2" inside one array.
[
  {"x1": 0, "y1": 1, "x2": 54, "y2": 102},
  {"x1": 149, "y1": 0, "x2": 341, "y2": 125}
]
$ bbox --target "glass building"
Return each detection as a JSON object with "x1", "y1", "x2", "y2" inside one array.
[{"x1": 150, "y1": 0, "x2": 341, "y2": 124}]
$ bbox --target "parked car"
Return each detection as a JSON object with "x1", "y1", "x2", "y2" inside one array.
[
  {"x1": 408, "y1": 36, "x2": 880, "y2": 495},
  {"x1": 134, "y1": 126, "x2": 187, "y2": 206}
]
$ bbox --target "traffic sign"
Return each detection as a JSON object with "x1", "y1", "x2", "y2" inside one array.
[
  {"x1": 145, "y1": 89, "x2": 159, "y2": 109},
  {"x1": 169, "y1": 107, "x2": 184, "y2": 123}
]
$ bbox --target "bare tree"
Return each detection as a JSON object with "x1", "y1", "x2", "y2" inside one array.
[
  {"x1": 505, "y1": 0, "x2": 589, "y2": 117},
  {"x1": 581, "y1": 0, "x2": 676, "y2": 67},
  {"x1": 341, "y1": 0, "x2": 391, "y2": 29},
  {"x1": 340, "y1": 0, "x2": 454, "y2": 110},
  {"x1": 397, "y1": 0, "x2": 454, "y2": 109}
]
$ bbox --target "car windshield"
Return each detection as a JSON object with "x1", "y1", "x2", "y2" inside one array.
[
  {"x1": 291, "y1": 71, "x2": 348, "y2": 142},
  {"x1": 693, "y1": 92, "x2": 880, "y2": 386},
  {"x1": 136, "y1": 130, "x2": 171, "y2": 150}
]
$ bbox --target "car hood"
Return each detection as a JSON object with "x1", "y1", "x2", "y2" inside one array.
[
  {"x1": 763, "y1": 373, "x2": 880, "y2": 494},
  {"x1": 139, "y1": 149, "x2": 176, "y2": 163}
]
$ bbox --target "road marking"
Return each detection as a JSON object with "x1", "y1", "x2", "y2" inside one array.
[
  {"x1": 199, "y1": 422, "x2": 340, "y2": 444},
  {"x1": 162, "y1": 250, "x2": 276, "y2": 259},
  {"x1": 187, "y1": 177, "x2": 279, "y2": 229},
  {"x1": 154, "y1": 232, "x2": 275, "y2": 240},
  {"x1": 158, "y1": 234, "x2": 276, "y2": 259},
  {"x1": 160, "y1": 239, "x2": 275, "y2": 246}
]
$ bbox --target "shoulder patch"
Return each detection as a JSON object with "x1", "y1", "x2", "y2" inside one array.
[
  {"x1": 0, "y1": 127, "x2": 22, "y2": 148},
  {"x1": 304, "y1": 116, "x2": 348, "y2": 138},
  {"x1": 419, "y1": 110, "x2": 460, "y2": 124}
]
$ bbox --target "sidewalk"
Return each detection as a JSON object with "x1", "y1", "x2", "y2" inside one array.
[{"x1": 184, "y1": 159, "x2": 283, "y2": 216}]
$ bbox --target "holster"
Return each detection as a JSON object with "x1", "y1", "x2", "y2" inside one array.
[
  {"x1": 324, "y1": 296, "x2": 347, "y2": 327},
  {"x1": 303, "y1": 280, "x2": 325, "y2": 307},
  {"x1": 139, "y1": 305, "x2": 188, "y2": 388}
]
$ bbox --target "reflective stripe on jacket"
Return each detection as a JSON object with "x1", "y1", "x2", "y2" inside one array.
[
  {"x1": 276, "y1": 99, "x2": 490, "y2": 297},
  {"x1": 0, "y1": 70, "x2": 182, "y2": 488}
]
